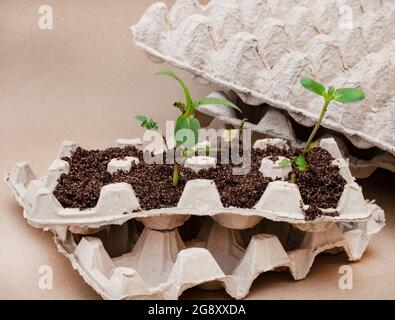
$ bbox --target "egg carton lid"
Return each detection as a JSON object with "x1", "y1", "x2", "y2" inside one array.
[
  {"x1": 131, "y1": 0, "x2": 395, "y2": 156},
  {"x1": 4, "y1": 137, "x2": 382, "y2": 230}
]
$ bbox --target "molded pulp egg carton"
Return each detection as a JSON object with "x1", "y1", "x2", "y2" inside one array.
[
  {"x1": 131, "y1": 0, "x2": 395, "y2": 177},
  {"x1": 4, "y1": 138, "x2": 385, "y2": 299},
  {"x1": 196, "y1": 91, "x2": 395, "y2": 178}
]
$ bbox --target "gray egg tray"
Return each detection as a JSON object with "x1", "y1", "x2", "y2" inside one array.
[
  {"x1": 4, "y1": 137, "x2": 385, "y2": 299},
  {"x1": 131, "y1": 0, "x2": 395, "y2": 175}
]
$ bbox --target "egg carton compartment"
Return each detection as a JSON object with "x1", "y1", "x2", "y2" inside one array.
[
  {"x1": 51, "y1": 210, "x2": 383, "y2": 300},
  {"x1": 5, "y1": 137, "x2": 385, "y2": 300},
  {"x1": 4, "y1": 138, "x2": 383, "y2": 232},
  {"x1": 196, "y1": 91, "x2": 395, "y2": 178},
  {"x1": 131, "y1": 0, "x2": 395, "y2": 156}
]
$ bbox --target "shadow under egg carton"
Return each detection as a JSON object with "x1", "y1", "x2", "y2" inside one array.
[
  {"x1": 196, "y1": 91, "x2": 395, "y2": 178},
  {"x1": 4, "y1": 137, "x2": 385, "y2": 299},
  {"x1": 52, "y1": 212, "x2": 383, "y2": 300},
  {"x1": 131, "y1": 0, "x2": 395, "y2": 156}
]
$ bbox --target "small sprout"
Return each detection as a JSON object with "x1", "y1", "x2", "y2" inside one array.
[
  {"x1": 156, "y1": 70, "x2": 242, "y2": 186},
  {"x1": 294, "y1": 155, "x2": 307, "y2": 172},
  {"x1": 237, "y1": 118, "x2": 248, "y2": 143},
  {"x1": 238, "y1": 118, "x2": 248, "y2": 130},
  {"x1": 300, "y1": 76, "x2": 365, "y2": 156},
  {"x1": 222, "y1": 118, "x2": 248, "y2": 145},
  {"x1": 135, "y1": 115, "x2": 168, "y2": 149},
  {"x1": 279, "y1": 155, "x2": 307, "y2": 173},
  {"x1": 282, "y1": 76, "x2": 365, "y2": 178},
  {"x1": 135, "y1": 115, "x2": 158, "y2": 130},
  {"x1": 173, "y1": 102, "x2": 186, "y2": 113}
]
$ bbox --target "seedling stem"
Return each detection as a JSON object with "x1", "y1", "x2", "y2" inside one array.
[{"x1": 303, "y1": 98, "x2": 330, "y2": 155}]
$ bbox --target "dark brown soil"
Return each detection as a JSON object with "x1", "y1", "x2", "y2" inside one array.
[
  {"x1": 53, "y1": 144, "x2": 346, "y2": 220},
  {"x1": 292, "y1": 147, "x2": 346, "y2": 220}
]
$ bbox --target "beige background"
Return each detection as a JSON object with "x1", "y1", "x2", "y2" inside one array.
[{"x1": 0, "y1": 0, "x2": 394, "y2": 299}]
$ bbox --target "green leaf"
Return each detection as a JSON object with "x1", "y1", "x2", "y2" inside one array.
[
  {"x1": 156, "y1": 70, "x2": 193, "y2": 110},
  {"x1": 193, "y1": 97, "x2": 241, "y2": 113},
  {"x1": 294, "y1": 155, "x2": 308, "y2": 172},
  {"x1": 135, "y1": 115, "x2": 158, "y2": 130},
  {"x1": 148, "y1": 120, "x2": 159, "y2": 130},
  {"x1": 173, "y1": 102, "x2": 186, "y2": 113},
  {"x1": 187, "y1": 118, "x2": 200, "y2": 146},
  {"x1": 174, "y1": 116, "x2": 200, "y2": 147},
  {"x1": 300, "y1": 77, "x2": 326, "y2": 97},
  {"x1": 279, "y1": 159, "x2": 291, "y2": 167},
  {"x1": 135, "y1": 115, "x2": 147, "y2": 122},
  {"x1": 334, "y1": 88, "x2": 365, "y2": 103}
]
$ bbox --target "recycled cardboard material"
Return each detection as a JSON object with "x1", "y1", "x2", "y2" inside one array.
[
  {"x1": 107, "y1": 157, "x2": 139, "y2": 174},
  {"x1": 185, "y1": 156, "x2": 217, "y2": 172},
  {"x1": 5, "y1": 138, "x2": 379, "y2": 228},
  {"x1": 196, "y1": 91, "x2": 395, "y2": 178},
  {"x1": 259, "y1": 156, "x2": 292, "y2": 180},
  {"x1": 131, "y1": 0, "x2": 395, "y2": 176},
  {"x1": 52, "y1": 211, "x2": 383, "y2": 300},
  {"x1": 4, "y1": 137, "x2": 385, "y2": 299}
]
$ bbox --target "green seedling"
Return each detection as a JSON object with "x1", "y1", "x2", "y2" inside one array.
[
  {"x1": 238, "y1": 118, "x2": 248, "y2": 131},
  {"x1": 135, "y1": 114, "x2": 168, "y2": 146},
  {"x1": 300, "y1": 76, "x2": 365, "y2": 154},
  {"x1": 281, "y1": 76, "x2": 365, "y2": 176},
  {"x1": 135, "y1": 115, "x2": 159, "y2": 130},
  {"x1": 222, "y1": 118, "x2": 248, "y2": 144},
  {"x1": 280, "y1": 154, "x2": 309, "y2": 172},
  {"x1": 153, "y1": 70, "x2": 241, "y2": 186}
]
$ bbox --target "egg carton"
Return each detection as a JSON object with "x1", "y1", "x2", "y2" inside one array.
[
  {"x1": 131, "y1": 0, "x2": 395, "y2": 157},
  {"x1": 49, "y1": 209, "x2": 383, "y2": 300},
  {"x1": 4, "y1": 137, "x2": 382, "y2": 231},
  {"x1": 4, "y1": 137, "x2": 385, "y2": 299},
  {"x1": 197, "y1": 91, "x2": 395, "y2": 178}
]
